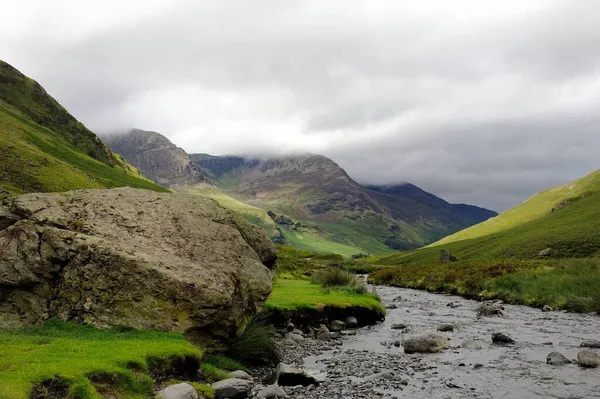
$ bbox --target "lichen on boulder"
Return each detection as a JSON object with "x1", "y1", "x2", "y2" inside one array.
[{"x1": 0, "y1": 188, "x2": 276, "y2": 345}]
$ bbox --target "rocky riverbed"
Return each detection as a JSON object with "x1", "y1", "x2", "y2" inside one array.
[{"x1": 257, "y1": 284, "x2": 600, "y2": 398}]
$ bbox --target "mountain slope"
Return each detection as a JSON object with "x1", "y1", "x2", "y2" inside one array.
[
  {"x1": 370, "y1": 169, "x2": 600, "y2": 309},
  {"x1": 104, "y1": 129, "x2": 213, "y2": 188},
  {"x1": 193, "y1": 153, "x2": 497, "y2": 255},
  {"x1": 0, "y1": 60, "x2": 167, "y2": 200}
]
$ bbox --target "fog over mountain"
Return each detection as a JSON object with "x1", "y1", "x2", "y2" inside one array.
[{"x1": 2, "y1": 0, "x2": 600, "y2": 211}]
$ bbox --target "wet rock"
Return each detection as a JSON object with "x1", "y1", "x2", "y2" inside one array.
[
  {"x1": 391, "y1": 323, "x2": 407, "y2": 330},
  {"x1": 474, "y1": 363, "x2": 484, "y2": 369},
  {"x1": 345, "y1": 316, "x2": 358, "y2": 328},
  {"x1": 361, "y1": 370, "x2": 396, "y2": 382},
  {"x1": 330, "y1": 320, "x2": 345, "y2": 331},
  {"x1": 156, "y1": 383, "x2": 198, "y2": 399},
  {"x1": 403, "y1": 332, "x2": 449, "y2": 354},
  {"x1": 542, "y1": 305, "x2": 554, "y2": 312},
  {"x1": 446, "y1": 302, "x2": 460, "y2": 308},
  {"x1": 580, "y1": 340, "x2": 600, "y2": 349},
  {"x1": 547, "y1": 352, "x2": 571, "y2": 365},
  {"x1": 440, "y1": 249, "x2": 458, "y2": 264},
  {"x1": 340, "y1": 330, "x2": 356, "y2": 336},
  {"x1": 577, "y1": 350, "x2": 600, "y2": 368},
  {"x1": 212, "y1": 378, "x2": 253, "y2": 398},
  {"x1": 386, "y1": 304, "x2": 398, "y2": 310},
  {"x1": 276, "y1": 363, "x2": 320, "y2": 386},
  {"x1": 285, "y1": 322, "x2": 295, "y2": 332},
  {"x1": 256, "y1": 384, "x2": 286, "y2": 398},
  {"x1": 316, "y1": 325, "x2": 330, "y2": 341},
  {"x1": 476, "y1": 301, "x2": 505, "y2": 319},
  {"x1": 492, "y1": 332, "x2": 515, "y2": 345},
  {"x1": 288, "y1": 333, "x2": 304, "y2": 343},
  {"x1": 394, "y1": 340, "x2": 401, "y2": 347},
  {"x1": 437, "y1": 323, "x2": 454, "y2": 332},
  {"x1": 230, "y1": 370, "x2": 252, "y2": 380},
  {"x1": 461, "y1": 339, "x2": 485, "y2": 350}
]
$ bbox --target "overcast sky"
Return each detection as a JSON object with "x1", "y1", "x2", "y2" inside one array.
[{"x1": 2, "y1": 0, "x2": 600, "y2": 211}]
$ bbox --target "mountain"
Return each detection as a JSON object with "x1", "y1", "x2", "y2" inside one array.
[
  {"x1": 370, "y1": 168, "x2": 600, "y2": 310},
  {"x1": 104, "y1": 129, "x2": 213, "y2": 189},
  {"x1": 193, "y1": 153, "x2": 497, "y2": 255},
  {"x1": 0, "y1": 60, "x2": 166, "y2": 200}
]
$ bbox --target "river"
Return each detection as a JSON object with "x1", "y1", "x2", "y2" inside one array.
[{"x1": 293, "y1": 284, "x2": 600, "y2": 398}]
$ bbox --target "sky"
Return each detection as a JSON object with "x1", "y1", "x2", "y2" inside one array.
[{"x1": 2, "y1": 0, "x2": 600, "y2": 211}]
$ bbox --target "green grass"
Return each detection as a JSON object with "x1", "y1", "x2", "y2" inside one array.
[
  {"x1": 0, "y1": 320, "x2": 202, "y2": 399},
  {"x1": 369, "y1": 169, "x2": 600, "y2": 312},
  {"x1": 265, "y1": 279, "x2": 383, "y2": 313},
  {"x1": 278, "y1": 224, "x2": 362, "y2": 257}
]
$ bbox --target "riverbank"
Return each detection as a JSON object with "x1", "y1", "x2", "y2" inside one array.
[{"x1": 263, "y1": 283, "x2": 600, "y2": 399}]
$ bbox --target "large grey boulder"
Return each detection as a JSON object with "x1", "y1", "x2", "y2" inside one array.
[
  {"x1": 276, "y1": 363, "x2": 320, "y2": 386},
  {"x1": 546, "y1": 352, "x2": 571, "y2": 366},
  {"x1": 212, "y1": 378, "x2": 253, "y2": 399},
  {"x1": 0, "y1": 188, "x2": 276, "y2": 345},
  {"x1": 156, "y1": 383, "x2": 198, "y2": 399},
  {"x1": 577, "y1": 350, "x2": 600, "y2": 368},
  {"x1": 403, "y1": 332, "x2": 448, "y2": 354}
]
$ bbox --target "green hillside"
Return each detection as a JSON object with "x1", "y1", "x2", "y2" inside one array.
[
  {"x1": 370, "y1": 169, "x2": 600, "y2": 312},
  {"x1": 0, "y1": 61, "x2": 167, "y2": 199}
]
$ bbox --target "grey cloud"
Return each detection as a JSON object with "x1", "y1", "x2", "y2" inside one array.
[{"x1": 2, "y1": 0, "x2": 600, "y2": 211}]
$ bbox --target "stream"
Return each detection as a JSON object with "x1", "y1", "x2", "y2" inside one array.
[{"x1": 286, "y1": 284, "x2": 600, "y2": 398}]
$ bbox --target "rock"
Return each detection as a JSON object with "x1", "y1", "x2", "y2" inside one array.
[
  {"x1": 362, "y1": 370, "x2": 396, "y2": 382},
  {"x1": 0, "y1": 188, "x2": 276, "y2": 345},
  {"x1": 474, "y1": 363, "x2": 484, "y2": 369},
  {"x1": 341, "y1": 330, "x2": 356, "y2": 336},
  {"x1": 288, "y1": 333, "x2": 304, "y2": 343},
  {"x1": 291, "y1": 329, "x2": 303, "y2": 336},
  {"x1": 330, "y1": 320, "x2": 345, "y2": 331},
  {"x1": 345, "y1": 316, "x2": 358, "y2": 328},
  {"x1": 316, "y1": 325, "x2": 330, "y2": 341},
  {"x1": 542, "y1": 305, "x2": 554, "y2": 312},
  {"x1": 386, "y1": 304, "x2": 398, "y2": 310},
  {"x1": 446, "y1": 302, "x2": 460, "y2": 308},
  {"x1": 256, "y1": 384, "x2": 286, "y2": 399},
  {"x1": 580, "y1": 340, "x2": 600, "y2": 349},
  {"x1": 285, "y1": 322, "x2": 295, "y2": 332},
  {"x1": 440, "y1": 249, "x2": 458, "y2": 264},
  {"x1": 437, "y1": 324, "x2": 454, "y2": 332},
  {"x1": 476, "y1": 301, "x2": 505, "y2": 318},
  {"x1": 391, "y1": 323, "x2": 407, "y2": 330},
  {"x1": 539, "y1": 248, "x2": 552, "y2": 257},
  {"x1": 156, "y1": 383, "x2": 198, "y2": 399},
  {"x1": 230, "y1": 370, "x2": 252, "y2": 380},
  {"x1": 403, "y1": 332, "x2": 449, "y2": 354},
  {"x1": 547, "y1": 352, "x2": 571, "y2": 365},
  {"x1": 577, "y1": 350, "x2": 600, "y2": 368},
  {"x1": 393, "y1": 340, "x2": 401, "y2": 347},
  {"x1": 492, "y1": 332, "x2": 515, "y2": 345},
  {"x1": 212, "y1": 378, "x2": 253, "y2": 399},
  {"x1": 276, "y1": 363, "x2": 320, "y2": 387},
  {"x1": 461, "y1": 339, "x2": 485, "y2": 350}
]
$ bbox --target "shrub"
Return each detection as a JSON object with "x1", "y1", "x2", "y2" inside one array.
[
  {"x1": 311, "y1": 268, "x2": 359, "y2": 287},
  {"x1": 226, "y1": 317, "x2": 280, "y2": 366}
]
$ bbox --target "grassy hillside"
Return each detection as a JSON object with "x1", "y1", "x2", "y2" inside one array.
[
  {"x1": 369, "y1": 169, "x2": 600, "y2": 312},
  {"x1": 0, "y1": 62, "x2": 167, "y2": 200}
]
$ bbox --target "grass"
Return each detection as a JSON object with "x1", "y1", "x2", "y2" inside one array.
[
  {"x1": 0, "y1": 320, "x2": 202, "y2": 399},
  {"x1": 265, "y1": 279, "x2": 383, "y2": 313},
  {"x1": 369, "y1": 169, "x2": 600, "y2": 312},
  {"x1": 226, "y1": 318, "x2": 280, "y2": 366}
]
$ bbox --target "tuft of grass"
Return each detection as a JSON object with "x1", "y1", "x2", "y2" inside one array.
[
  {"x1": 202, "y1": 354, "x2": 250, "y2": 373},
  {"x1": 226, "y1": 318, "x2": 280, "y2": 367},
  {"x1": 0, "y1": 319, "x2": 201, "y2": 399},
  {"x1": 311, "y1": 268, "x2": 360, "y2": 287},
  {"x1": 200, "y1": 364, "x2": 231, "y2": 384}
]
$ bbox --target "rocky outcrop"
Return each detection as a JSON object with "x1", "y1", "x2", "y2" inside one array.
[
  {"x1": 0, "y1": 188, "x2": 276, "y2": 345},
  {"x1": 439, "y1": 249, "x2": 458, "y2": 264}
]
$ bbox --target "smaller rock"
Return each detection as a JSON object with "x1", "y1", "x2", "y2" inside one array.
[
  {"x1": 330, "y1": 320, "x2": 345, "y2": 332},
  {"x1": 288, "y1": 333, "x2": 304, "y2": 343},
  {"x1": 345, "y1": 316, "x2": 358, "y2": 328},
  {"x1": 542, "y1": 305, "x2": 554, "y2": 312},
  {"x1": 547, "y1": 352, "x2": 571, "y2": 366},
  {"x1": 393, "y1": 340, "x2": 401, "y2": 347},
  {"x1": 285, "y1": 322, "x2": 295, "y2": 332},
  {"x1": 212, "y1": 378, "x2": 252, "y2": 399},
  {"x1": 156, "y1": 383, "x2": 198, "y2": 399},
  {"x1": 577, "y1": 350, "x2": 600, "y2": 368},
  {"x1": 542, "y1": 342, "x2": 553, "y2": 346},
  {"x1": 391, "y1": 323, "x2": 407, "y2": 330},
  {"x1": 403, "y1": 332, "x2": 448, "y2": 354},
  {"x1": 386, "y1": 304, "x2": 398, "y2": 310},
  {"x1": 492, "y1": 332, "x2": 515, "y2": 345},
  {"x1": 277, "y1": 363, "x2": 320, "y2": 387},
  {"x1": 538, "y1": 248, "x2": 552, "y2": 257},
  {"x1": 340, "y1": 330, "x2": 356, "y2": 336},
  {"x1": 291, "y1": 329, "x2": 304, "y2": 336},
  {"x1": 446, "y1": 302, "x2": 460, "y2": 308},
  {"x1": 229, "y1": 370, "x2": 252, "y2": 380},
  {"x1": 440, "y1": 249, "x2": 458, "y2": 264},
  {"x1": 316, "y1": 325, "x2": 330, "y2": 341},
  {"x1": 362, "y1": 370, "x2": 396, "y2": 382},
  {"x1": 256, "y1": 384, "x2": 286, "y2": 399},
  {"x1": 329, "y1": 332, "x2": 341, "y2": 339},
  {"x1": 473, "y1": 364, "x2": 484, "y2": 369},
  {"x1": 476, "y1": 301, "x2": 505, "y2": 318},
  {"x1": 437, "y1": 324, "x2": 454, "y2": 332},
  {"x1": 461, "y1": 339, "x2": 485, "y2": 350},
  {"x1": 580, "y1": 340, "x2": 600, "y2": 349}
]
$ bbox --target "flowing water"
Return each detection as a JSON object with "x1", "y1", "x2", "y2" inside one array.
[{"x1": 303, "y1": 284, "x2": 600, "y2": 398}]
